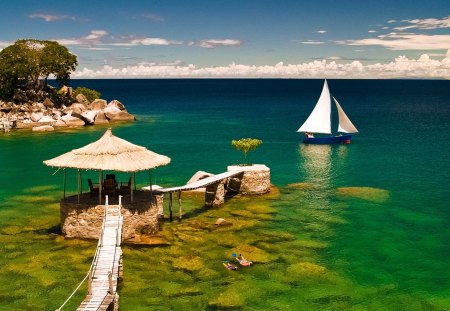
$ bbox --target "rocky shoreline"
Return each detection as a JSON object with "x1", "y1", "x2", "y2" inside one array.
[{"x1": 0, "y1": 86, "x2": 135, "y2": 132}]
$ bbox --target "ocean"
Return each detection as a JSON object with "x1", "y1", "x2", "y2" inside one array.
[{"x1": 0, "y1": 79, "x2": 449, "y2": 310}]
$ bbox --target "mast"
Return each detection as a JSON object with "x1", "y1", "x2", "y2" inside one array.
[
  {"x1": 333, "y1": 97, "x2": 358, "y2": 133},
  {"x1": 297, "y1": 79, "x2": 332, "y2": 134}
]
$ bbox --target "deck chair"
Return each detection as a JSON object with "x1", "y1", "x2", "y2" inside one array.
[
  {"x1": 88, "y1": 178, "x2": 99, "y2": 197},
  {"x1": 103, "y1": 178, "x2": 117, "y2": 197}
]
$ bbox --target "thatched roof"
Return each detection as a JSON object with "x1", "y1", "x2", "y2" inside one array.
[{"x1": 43, "y1": 128, "x2": 171, "y2": 172}]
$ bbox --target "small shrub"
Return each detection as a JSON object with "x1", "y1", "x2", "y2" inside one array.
[
  {"x1": 231, "y1": 138, "x2": 263, "y2": 165},
  {"x1": 73, "y1": 87, "x2": 101, "y2": 102}
]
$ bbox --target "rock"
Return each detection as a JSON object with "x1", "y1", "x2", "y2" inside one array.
[
  {"x1": 67, "y1": 103, "x2": 87, "y2": 114},
  {"x1": 187, "y1": 171, "x2": 214, "y2": 184},
  {"x1": 90, "y1": 99, "x2": 107, "y2": 110},
  {"x1": 215, "y1": 218, "x2": 230, "y2": 226},
  {"x1": 43, "y1": 98, "x2": 54, "y2": 108},
  {"x1": 336, "y1": 187, "x2": 390, "y2": 203},
  {"x1": 72, "y1": 112, "x2": 92, "y2": 125},
  {"x1": 105, "y1": 110, "x2": 136, "y2": 121},
  {"x1": 58, "y1": 85, "x2": 73, "y2": 97},
  {"x1": 60, "y1": 114, "x2": 85, "y2": 127},
  {"x1": 93, "y1": 112, "x2": 110, "y2": 125},
  {"x1": 30, "y1": 112, "x2": 43, "y2": 122},
  {"x1": 75, "y1": 93, "x2": 89, "y2": 105},
  {"x1": 54, "y1": 119, "x2": 68, "y2": 127},
  {"x1": 0, "y1": 102, "x2": 13, "y2": 112},
  {"x1": 81, "y1": 110, "x2": 98, "y2": 124},
  {"x1": 32, "y1": 125, "x2": 54, "y2": 132},
  {"x1": 107, "y1": 100, "x2": 126, "y2": 110},
  {"x1": 38, "y1": 115, "x2": 54, "y2": 123}
]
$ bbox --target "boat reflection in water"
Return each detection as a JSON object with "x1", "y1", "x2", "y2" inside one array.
[{"x1": 298, "y1": 144, "x2": 348, "y2": 199}]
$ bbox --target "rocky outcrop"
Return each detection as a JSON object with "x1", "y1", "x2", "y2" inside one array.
[{"x1": 1, "y1": 88, "x2": 136, "y2": 132}]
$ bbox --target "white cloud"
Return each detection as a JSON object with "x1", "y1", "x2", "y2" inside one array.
[
  {"x1": 29, "y1": 13, "x2": 76, "y2": 22},
  {"x1": 338, "y1": 32, "x2": 450, "y2": 50},
  {"x1": 314, "y1": 30, "x2": 327, "y2": 34},
  {"x1": 189, "y1": 39, "x2": 241, "y2": 48},
  {"x1": 0, "y1": 40, "x2": 12, "y2": 49},
  {"x1": 57, "y1": 30, "x2": 109, "y2": 45},
  {"x1": 394, "y1": 15, "x2": 450, "y2": 31},
  {"x1": 298, "y1": 40, "x2": 325, "y2": 45},
  {"x1": 131, "y1": 38, "x2": 181, "y2": 46},
  {"x1": 141, "y1": 13, "x2": 164, "y2": 22},
  {"x1": 71, "y1": 50, "x2": 450, "y2": 79},
  {"x1": 387, "y1": 19, "x2": 397, "y2": 23},
  {"x1": 368, "y1": 30, "x2": 377, "y2": 33}
]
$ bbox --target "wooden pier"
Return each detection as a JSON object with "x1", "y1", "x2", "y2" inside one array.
[{"x1": 77, "y1": 202, "x2": 123, "y2": 311}]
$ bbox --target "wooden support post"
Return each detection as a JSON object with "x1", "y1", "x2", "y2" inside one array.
[
  {"x1": 178, "y1": 190, "x2": 182, "y2": 220},
  {"x1": 149, "y1": 169, "x2": 153, "y2": 206},
  {"x1": 63, "y1": 168, "x2": 66, "y2": 200},
  {"x1": 77, "y1": 169, "x2": 81, "y2": 203},
  {"x1": 169, "y1": 192, "x2": 173, "y2": 222},
  {"x1": 98, "y1": 170, "x2": 102, "y2": 205},
  {"x1": 88, "y1": 270, "x2": 92, "y2": 295},
  {"x1": 131, "y1": 174, "x2": 134, "y2": 203},
  {"x1": 108, "y1": 271, "x2": 113, "y2": 294}
]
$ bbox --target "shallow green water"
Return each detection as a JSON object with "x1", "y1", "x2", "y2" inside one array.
[{"x1": 1, "y1": 79, "x2": 449, "y2": 310}]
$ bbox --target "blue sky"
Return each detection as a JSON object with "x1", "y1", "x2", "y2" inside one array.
[{"x1": 0, "y1": 0, "x2": 449, "y2": 78}]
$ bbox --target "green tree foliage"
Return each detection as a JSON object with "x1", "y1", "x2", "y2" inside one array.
[
  {"x1": 231, "y1": 138, "x2": 263, "y2": 164},
  {"x1": 73, "y1": 87, "x2": 101, "y2": 102},
  {"x1": 0, "y1": 39, "x2": 77, "y2": 100}
]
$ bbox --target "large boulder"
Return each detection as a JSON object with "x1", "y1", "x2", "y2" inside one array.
[
  {"x1": 30, "y1": 112, "x2": 43, "y2": 122},
  {"x1": 67, "y1": 103, "x2": 87, "y2": 114},
  {"x1": 38, "y1": 115, "x2": 54, "y2": 123},
  {"x1": 105, "y1": 110, "x2": 136, "y2": 121},
  {"x1": 75, "y1": 93, "x2": 89, "y2": 105},
  {"x1": 43, "y1": 98, "x2": 54, "y2": 108},
  {"x1": 90, "y1": 99, "x2": 107, "y2": 110},
  {"x1": 81, "y1": 110, "x2": 98, "y2": 124},
  {"x1": 54, "y1": 119, "x2": 68, "y2": 127},
  {"x1": 58, "y1": 85, "x2": 73, "y2": 97},
  {"x1": 72, "y1": 112, "x2": 93, "y2": 125},
  {"x1": 107, "y1": 100, "x2": 126, "y2": 111},
  {"x1": 60, "y1": 114, "x2": 85, "y2": 127},
  {"x1": 93, "y1": 112, "x2": 110, "y2": 125}
]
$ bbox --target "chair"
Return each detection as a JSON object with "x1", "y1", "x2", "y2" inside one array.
[
  {"x1": 88, "y1": 179, "x2": 99, "y2": 197},
  {"x1": 103, "y1": 178, "x2": 117, "y2": 197},
  {"x1": 120, "y1": 177, "x2": 131, "y2": 191}
]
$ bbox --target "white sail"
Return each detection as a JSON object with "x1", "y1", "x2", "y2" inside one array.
[
  {"x1": 297, "y1": 80, "x2": 331, "y2": 134},
  {"x1": 333, "y1": 96, "x2": 358, "y2": 133}
]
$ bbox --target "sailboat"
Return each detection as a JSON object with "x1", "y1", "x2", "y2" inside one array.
[{"x1": 297, "y1": 79, "x2": 358, "y2": 144}]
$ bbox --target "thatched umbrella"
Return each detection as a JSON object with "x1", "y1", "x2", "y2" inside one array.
[{"x1": 44, "y1": 128, "x2": 171, "y2": 203}]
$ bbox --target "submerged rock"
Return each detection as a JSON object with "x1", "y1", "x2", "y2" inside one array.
[{"x1": 336, "y1": 187, "x2": 390, "y2": 203}]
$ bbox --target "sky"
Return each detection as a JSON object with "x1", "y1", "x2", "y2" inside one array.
[{"x1": 0, "y1": 0, "x2": 449, "y2": 79}]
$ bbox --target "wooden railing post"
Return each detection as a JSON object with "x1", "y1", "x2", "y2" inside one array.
[
  {"x1": 108, "y1": 271, "x2": 113, "y2": 294},
  {"x1": 88, "y1": 270, "x2": 92, "y2": 295}
]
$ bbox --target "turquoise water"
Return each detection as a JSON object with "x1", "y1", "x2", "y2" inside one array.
[{"x1": 0, "y1": 79, "x2": 449, "y2": 310}]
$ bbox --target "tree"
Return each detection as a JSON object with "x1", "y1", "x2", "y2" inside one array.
[
  {"x1": 0, "y1": 39, "x2": 77, "y2": 100},
  {"x1": 231, "y1": 138, "x2": 263, "y2": 165}
]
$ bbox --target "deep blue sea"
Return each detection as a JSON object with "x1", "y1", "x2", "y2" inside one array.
[{"x1": 0, "y1": 79, "x2": 449, "y2": 310}]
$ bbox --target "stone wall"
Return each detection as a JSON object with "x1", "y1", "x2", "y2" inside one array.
[
  {"x1": 205, "y1": 180, "x2": 226, "y2": 207},
  {"x1": 227, "y1": 164, "x2": 271, "y2": 194},
  {"x1": 60, "y1": 195, "x2": 163, "y2": 240}
]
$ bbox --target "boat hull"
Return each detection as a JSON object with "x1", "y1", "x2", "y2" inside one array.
[{"x1": 303, "y1": 134, "x2": 353, "y2": 144}]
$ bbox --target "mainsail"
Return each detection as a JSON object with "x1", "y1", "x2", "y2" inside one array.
[
  {"x1": 333, "y1": 97, "x2": 358, "y2": 133},
  {"x1": 297, "y1": 80, "x2": 332, "y2": 134}
]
